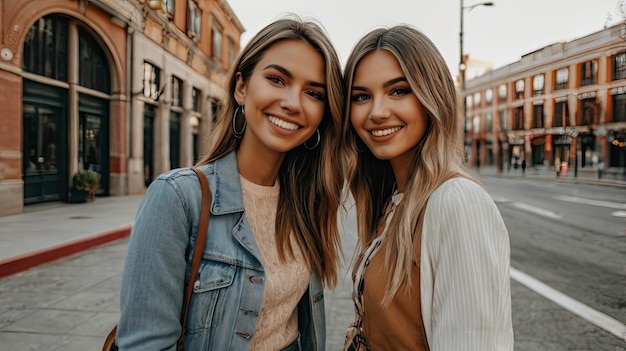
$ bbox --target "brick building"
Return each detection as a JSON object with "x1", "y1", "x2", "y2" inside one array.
[
  {"x1": 0, "y1": 0, "x2": 244, "y2": 216},
  {"x1": 463, "y1": 22, "x2": 626, "y2": 178}
]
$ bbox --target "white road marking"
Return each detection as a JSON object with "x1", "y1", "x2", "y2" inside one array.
[
  {"x1": 610, "y1": 210, "x2": 626, "y2": 218},
  {"x1": 511, "y1": 267, "x2": 626, "y2": 342},
  {"x1": 554, "y1": 195, "x2": 626, "y2": 210},
  {"x1": 510, "y1": 201, "x2": 562, "y2": 219},
  {"x1": 490, "y1": 195, "x2": 511, "y2": 203},
  {"x1": 490, "y1": 194, "x2": 561, "y2": 219}
]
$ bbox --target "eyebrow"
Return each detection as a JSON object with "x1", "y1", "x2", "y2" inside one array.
[
  {"x1": 263, "y1": 64, "x2": 327, "y2": 90},
  {"x1": 384, "y1": 77, "x2": 407, "y2": 87},
  {"x1": 352, "y1": 76, "x2": 407, "y2": 91}
]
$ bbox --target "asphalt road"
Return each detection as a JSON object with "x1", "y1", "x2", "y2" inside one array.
[
  {"x1": 482, "y1": 176, "x2": 626, "y2": 350},
  {"x1": 0, "y1": 178, "x2": 624, "y2": 350}
]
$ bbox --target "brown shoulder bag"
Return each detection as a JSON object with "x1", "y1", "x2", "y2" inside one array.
[{"x1": 102, "y1": 167, "x2": 212, "y2": 351}]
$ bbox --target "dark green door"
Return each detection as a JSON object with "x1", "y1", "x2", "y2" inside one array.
[
  {"x1": 79, "y1": 94, "x2": 109, "y2": 195},
  {"x1": 22, "y1": 87, "x2": 68, "y2": 204},
  {"x1": 144, "y1": 105, "x2": 155, "y2": 187}
]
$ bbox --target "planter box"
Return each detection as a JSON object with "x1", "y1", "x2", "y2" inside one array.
[{"x1": 69, "y1": 188, "x2": 89, "y2": 203}]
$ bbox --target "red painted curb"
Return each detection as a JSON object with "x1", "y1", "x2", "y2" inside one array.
[{"x1": 0, "y1": 226, "x2": 131, "y2": 279}]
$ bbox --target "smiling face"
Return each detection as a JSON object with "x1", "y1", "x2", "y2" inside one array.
[
  {"x1": 350, "y1": 50, "x2": 428, "y2": 172},
  {"x1": 234, "y1": 39, "x2": 327, "y2": 158}
]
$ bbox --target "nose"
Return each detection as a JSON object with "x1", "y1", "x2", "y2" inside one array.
[
  {"x1": 368, "y1": 96, "x2": 391, "y2": 122},
  {"x1": 280, "y1": 88, "x2": 303, "y2": 114}
]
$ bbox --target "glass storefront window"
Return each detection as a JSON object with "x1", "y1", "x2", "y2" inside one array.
[
  {"x1": 78, "y1": 27, "x2": 110, "y2": 93},
  {"x1": 23, "y1": 16, "x2": 68, "y2": 81}
]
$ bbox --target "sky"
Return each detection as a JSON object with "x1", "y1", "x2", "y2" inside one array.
[{"x1": 226, "y1": 0, "x2": 626, "y2": 78}]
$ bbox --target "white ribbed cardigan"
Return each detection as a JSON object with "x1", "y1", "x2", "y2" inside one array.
[{"x1": 420, "y1": 178, "x2": 514, "y2": 350}]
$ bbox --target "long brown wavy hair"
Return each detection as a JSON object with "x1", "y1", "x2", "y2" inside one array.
[
  {"x1": 196, "y1": 15, "x2": 345, "y2": 288},
  {"x1": 343, "y1": 25, "x2": 475, "y2": 304}
]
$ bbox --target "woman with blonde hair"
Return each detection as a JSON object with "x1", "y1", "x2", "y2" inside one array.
[
  {"x1": 342, "y1": 25, "x2": 514, "y2": 350},
  {"x1": 116, "y1": 15, "x2": 344, "y2": 350}
]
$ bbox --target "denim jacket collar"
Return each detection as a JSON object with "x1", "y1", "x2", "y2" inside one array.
[{"x1": 202, "y1": 151, "x2": 246, "y2": 216}]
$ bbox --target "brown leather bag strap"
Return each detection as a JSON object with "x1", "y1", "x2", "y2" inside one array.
[{"x1": 177, "y1": 167, "x2": 212, "y2": 351}]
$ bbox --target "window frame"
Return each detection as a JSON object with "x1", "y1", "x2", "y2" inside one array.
[
  {"x1": 187, "y1": 1, "x2": 201, "y2": 39},
  {"x1": 532, "y1": 74, "x2": 544, "y2": 96},
  {"x1": 473, "y1": 92, "x2": 481, "y2": 106},
  {"x1": 513, "y1": 106, "x2": 524, "y2": 130},
  {"x1": 580, "y1": 60, "x2": 597, "y2": 86},
  {"x1": 498, "y1": 84, "x2": 507, "y2": 101},
  {"x1": 612, "y1": 94, "x2": 626, "y2": 122},
  {"x1": 171, "y1": 76, "x2": 183, "y2": 108},
  {"x1": 163, "y1": 0, "x2": 174, "y2": 16},
  {"x1": 499, "y1": 108, "x2": 507, "y2": 131},
  {"x1": 533, "y1": 103, "x2": 544, "y2": 128},
  {"x1": 515, "y1": 79, "x2": 525, "y2": 99},
  {"x1": 473, "y1": 115, "x2": 481, "y2": 134},
  {"x1": 212, "y1": 22, "x2": 223, "y2": 62},
  {"x1": 555, "y1": 68, "x2": 569, "y2": 90},
  {"x1": 613, "y1": 53, "x2": 626, "y2": 81},
  {"x1": 485, "y1": 88, "x2": 493, "y2": 104},
  {"x1": 191, "y1": 87, "x2": 201, "y2": 113},
  {"x1": 143, "y1": 62, "x2": 161, "y2": 101},
  {"x1": 22, "y1": 15, "x2": 69, "y2": 82},
  {"x1": 553, "y1": 100, "x2": 568, "y2": 127}
]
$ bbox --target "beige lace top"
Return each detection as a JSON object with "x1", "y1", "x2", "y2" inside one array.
[{"x1": 240, "y1": 175, "x2": 310, "y2": 351}]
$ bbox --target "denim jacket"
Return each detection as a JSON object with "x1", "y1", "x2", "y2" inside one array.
[{"x1": 116, "y1": 151, "x2": 326, "y2": 350}]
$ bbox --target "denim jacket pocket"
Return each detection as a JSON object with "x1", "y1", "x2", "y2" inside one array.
[{"x1": 186, "y1": 260, "x2": 236, "y2": 334}]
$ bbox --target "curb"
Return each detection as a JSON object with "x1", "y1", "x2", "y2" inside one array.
[{"x1": 0, "y1": 226, "x2": 131, "y2": 279}]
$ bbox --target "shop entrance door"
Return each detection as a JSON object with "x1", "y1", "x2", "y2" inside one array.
[
  {"x1": 22, "y1": 103, "x2": 67, "y2": 204},
  {"x1": 79, "y1": 94, "x2": 109, "y2": 195},
  {"x1": 143, "y1": 105, "x2": 155, "y2": 187}
]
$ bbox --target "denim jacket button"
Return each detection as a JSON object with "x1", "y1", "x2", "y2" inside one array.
[
  {"x1": 249, "y1": 276, "x2": 264, "y2": 284},
  {"x1": 193, "y1": 280, "x2": 200, "y2": 289}
]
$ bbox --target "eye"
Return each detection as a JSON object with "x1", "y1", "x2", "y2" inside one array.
[
  {"x1": 351, "y1": 93, "x2": 370, "y2": 102},
  {"x1": 306, "y1": 90, "x2": 325, "y2": 101},
  {"x1": 266, "y1": 75, "x2": 285, "y2": 85},
  {"x1": 391, "y1": 87, "x2": 411, "y2": 96}
]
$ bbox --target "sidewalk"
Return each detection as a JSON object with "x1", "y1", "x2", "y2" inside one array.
[
  {"x1": 1, "y1": 170, "x2": 623, "y2": 349},
  {"x1": 1, "y1": 165, "x2": 625, "y2": 279},
  {"x1": 1, "y1": 165, "x2": 626, "y2": 279},
  {"x1": 0, "y1": 195, "x2": 144, "y2": 278},
  {"x1": 474, "y1": 165, "x2": 626, "y2": 189}
]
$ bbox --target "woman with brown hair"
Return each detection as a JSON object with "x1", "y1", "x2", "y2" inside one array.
[{"x1": 116, "y1": 15, "x2": 344, "y2": 351}]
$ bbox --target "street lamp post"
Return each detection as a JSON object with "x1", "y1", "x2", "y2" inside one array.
[
  {"x1": 460, "y1": 0, "x2": 494, "y2": 166},
  {"x1": 460, "y1": 0, "x2": 494, "y2": 89}
]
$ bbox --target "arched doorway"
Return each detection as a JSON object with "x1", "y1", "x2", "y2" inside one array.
[{"x1": 21, "y1": 14, "x2": 112, "y2": 204}]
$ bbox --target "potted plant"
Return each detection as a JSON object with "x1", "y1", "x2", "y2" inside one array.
[{"x1": 70, "y1": 169, "x2": 100, "y2": 203}]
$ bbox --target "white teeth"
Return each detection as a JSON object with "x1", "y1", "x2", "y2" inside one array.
[
  {"x1": 371, "y1": 127, "x2": 401, "y2": 137},
  {"x1": 268, "y1": 116, "x2": 300, "y2": 131}
]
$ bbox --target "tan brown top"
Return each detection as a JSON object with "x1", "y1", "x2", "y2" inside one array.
[
  {"x1": 361, "y1": 236, "x2": 429, "y2": 350},
  {"x1": 240, "y1": 176, "x2": 309, "y2": 351}
]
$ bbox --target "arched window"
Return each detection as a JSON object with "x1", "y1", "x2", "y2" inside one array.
[
  {"x1": 23, "y1": 15, "x2": 68, "y2": 81},
  {"x1": 78, "y1": 27, "x2": 111, "y2": 93}
]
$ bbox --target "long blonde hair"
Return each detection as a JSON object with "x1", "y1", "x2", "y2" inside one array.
[
  {"x1": 343, "y1": 25, "x2": 475, "y2": 304},
  {"x1": 197, "y1": 15, "x2": 345, "y2": 288}
]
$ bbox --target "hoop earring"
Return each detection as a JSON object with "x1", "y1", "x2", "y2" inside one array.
[
  {"x1": 232, "y1": 105, "x2": 246, "y2": 138},
  {"x1": 304, "y1": 129, "x2": 321, "y2": 150}
]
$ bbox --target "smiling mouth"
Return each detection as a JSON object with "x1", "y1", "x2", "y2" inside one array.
[
  {"x1": 370, "y1": 126, "x2": 402, "y2": 137},
  {"x1": 268, "y1": 115, "x2": 300, "y2": 131}
]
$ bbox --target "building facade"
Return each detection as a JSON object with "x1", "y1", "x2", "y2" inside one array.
[
  {"x1": 0, "y1": 0, "x2": 244, "y2": 216},
  {"x1": 464, "y1": 23, "x2": 626, "y2": 178}
]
